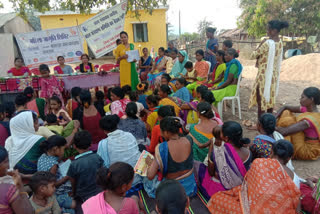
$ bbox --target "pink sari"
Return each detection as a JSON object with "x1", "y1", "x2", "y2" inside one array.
[{"x1": 197, "y1": 142, "x2": 247, "y2": 199}]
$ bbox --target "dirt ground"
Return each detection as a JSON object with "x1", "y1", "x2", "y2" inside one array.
[
  {"x1": 225, "y1": 57, "x2": 320, "y2": 179},
  {"x1": 85, "y1": 55, "x2": 320, "y2": 179}
]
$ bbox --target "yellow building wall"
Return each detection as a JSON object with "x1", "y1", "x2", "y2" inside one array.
[{"x1": 39, "y1": 9, "x2": 167, "y2": 56}]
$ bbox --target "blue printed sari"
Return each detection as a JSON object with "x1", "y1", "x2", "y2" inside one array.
[{"x1": 205, "y1": 38, "x2": 218, "y2": 73}]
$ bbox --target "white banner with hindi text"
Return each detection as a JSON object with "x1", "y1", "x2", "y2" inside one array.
[
  {"x1": 80, "y1": 2, "x2": 127, "y2": 58},
  {"x1": 15, "y1": 27, "x2": 84, "y2": 68}
]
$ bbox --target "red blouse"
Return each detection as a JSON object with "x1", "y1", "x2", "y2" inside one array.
[{"x1": 8, "y1": 67, "x2": 30, "y2": 76}]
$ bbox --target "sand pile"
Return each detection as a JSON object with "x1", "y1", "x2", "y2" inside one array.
[{"x1": 280, "y1": 53, "x2": 320, "y2": 85}]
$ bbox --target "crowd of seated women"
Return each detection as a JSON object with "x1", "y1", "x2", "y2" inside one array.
[{"x1": 1, "y1": 33, "x2": 320, "y2": 213}]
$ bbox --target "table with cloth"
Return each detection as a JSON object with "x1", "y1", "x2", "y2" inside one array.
[{"x1": 0, "y1": 73, "x2": 120, "y2": 102}]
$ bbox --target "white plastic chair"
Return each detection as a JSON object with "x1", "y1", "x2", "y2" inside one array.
[
  {"x1": 217, "y1": 73, "x2": 242, "y2": 121},
  {"x1": 206, "y1": 61, "x2": 211, "y2": 81}
]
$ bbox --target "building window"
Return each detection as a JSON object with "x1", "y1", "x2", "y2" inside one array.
[{"x1": 133, "y1": 23, "x2": 148, "y2": 42}]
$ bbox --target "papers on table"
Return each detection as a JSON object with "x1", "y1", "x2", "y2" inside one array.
[{"x1": 126, "y1": 50, "x2": 140, "y2": 62}]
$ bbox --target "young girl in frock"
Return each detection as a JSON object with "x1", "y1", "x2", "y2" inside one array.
[
  {"x1": 48, "y1": 96, "x2": 71, "y2": 126},
  {"x1": 39, "y1": 64, "x2": 64, "y2": 106}
]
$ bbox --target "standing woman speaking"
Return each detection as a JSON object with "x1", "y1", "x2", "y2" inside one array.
[
  {"x1": 114, "y1": 31, "x2": 139, "y2": 91},
  {"x1": 249, "y1": 20, "x2": 289, "y2": 119}
]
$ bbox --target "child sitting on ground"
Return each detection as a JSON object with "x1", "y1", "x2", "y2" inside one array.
[
  {"x1": 45, "y1": 113, "x2": 63, "y2": 135},
  {"x1": 37, "y1": 135, "x2": 75, "y2": 214},
  {"x1": 82, "y1": 162, "x2": 144, "y2": 213},
  {"x1": 129, "y1": 91, "x2": 144, "y2": 118},
  {"x1": 29, "y1": 171, "x2": 61, "y2": 214},
  {"x1": 49, "y1": 96, "x2": 71, "y2": 126},
  {"x1": 122, "y1": 85, "x2": 132, "y2": 99},
  {"x1": 152, "y1": 180, "x2": 189, "y2": 214},
  {"x1": 94, "y1": 91, "x2": 105, "y2": 113},
  {"x1": 67, "y1": 131, "x2": 104, "y2": 213}
]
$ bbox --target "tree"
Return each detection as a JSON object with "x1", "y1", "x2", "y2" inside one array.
[
  {"x1": 197, "y1": 18, "x2": 213, "y2": 40},
  {"x1": 6, "y1": 0, "x2": 167, "y2": 19},
  {"x1": 180, "y1": 32, "x2": 200, "y2": 42},
  {"x1": 238, "y1": 0, "x2": 320, "y2": 37}
]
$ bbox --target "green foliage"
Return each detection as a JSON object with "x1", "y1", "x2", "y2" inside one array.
[
  {"x1": 180, "y1": 32, "x2": 200, "y2": 42},
  {"x1": 238, "y1": 0, "x2": 320, "y2": 37},
  {"x1": 6, "y1": 0, "x2": 167, "y2": 16}
]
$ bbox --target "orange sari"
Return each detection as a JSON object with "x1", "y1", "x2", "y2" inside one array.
[{"x1": 207, "y1": 158, "x2": 300, "y2": 214}]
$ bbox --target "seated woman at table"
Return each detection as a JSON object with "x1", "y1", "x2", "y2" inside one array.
[
  {"x1": 276, "y1": 87, "x2": 320, "y2": 160},
  {"x1": 8, "y1": 57, "x2": 30, "y2": 77},
  {"x1": 138, "y1": 47, "x2": 153, "y2": 81},
  {"x1": 54, "y1": 56, "x2": 73, "y2": 75},
  {"x1": 148, "y1": 47, "x2": 168, "y2": 87},
  {"x1": 211, "y1": 48, "x2": 243, "y2": 106},
  {"x1": 78, "y1": 54, "x2": 95, "y2": 73}
]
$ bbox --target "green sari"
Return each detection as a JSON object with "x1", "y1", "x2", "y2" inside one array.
[
  {"x1": 188, "y1": 124, "x2": 213, "y2": 162},
  {"x1": 130, "y1": 43, "x2": 139, "y2": 91}
]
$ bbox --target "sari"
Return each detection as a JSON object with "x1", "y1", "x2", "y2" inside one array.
[
  {"x1": 277, "y1": 109, "x2": 320, "y2": 160},
  {"x1": 155, "y1": 141, "x2": 197, "y2": 197},
  {"x1": 173, "y1": 87, "x2": 192, "y2": 102},
  {"x1": 188, "y1": 124, "x2": 213, "y2": 162},
  {"x1": 27, "y1": 98, "x2": 46, "y2": 120},
  {"x1": 205, "y1": 63, "x2": 226, "y2": 88},
  {"x1": 147, "y1": 106, "x2": 161, "y2": 130},
  {"x1": 205, "y1": 38, "x2": 218, "y2": 73},
  {"x1": 170, "y1": 50, "x2": 189, "y2": 78},
  {"x1": 79, "y1": 63, "x2": 95, "y2": 73},
  {"x1": 147, "y1": 56, "x2": 167, "y2": 86},
  {"x1": 212, "y1": 59, "x2": 243, "y2": 106},
  {"x1": 197, "y1": 142, "x2": 247, "y2": 199},
  {"x1": 218, "y1": 59, "x2": 243, "y2": 87},
  {"x1": 159, "y1": 98, "x2": 181, "y2": 117},
  {"x1": 5, "y1": 111, "x2": 45, "y2": 173},
  {"x1": 207, "y1": 158, "x2": 300, "y2": 214},
  {"x1": 0, "y1": 176, "x2": 19, "y2": 214},
  {"x1": 140, "y1": 56, "x2": 152, "y2": 72}
]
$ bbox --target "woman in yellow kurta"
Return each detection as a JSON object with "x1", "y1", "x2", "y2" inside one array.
[
  {"x1": 115, "y1": 31, "x2": 139, "y2": 90},
  {"x1": 249, "y1": 20, "x2": 289, "y2": 118}
]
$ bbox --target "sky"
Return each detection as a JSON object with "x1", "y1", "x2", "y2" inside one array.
[
  {"x1": 167, "y1": 0, "x2": 242, "y2": 34},
  {"x1": 0, "y1": 0, "x2": 242, "y2": 33}
]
